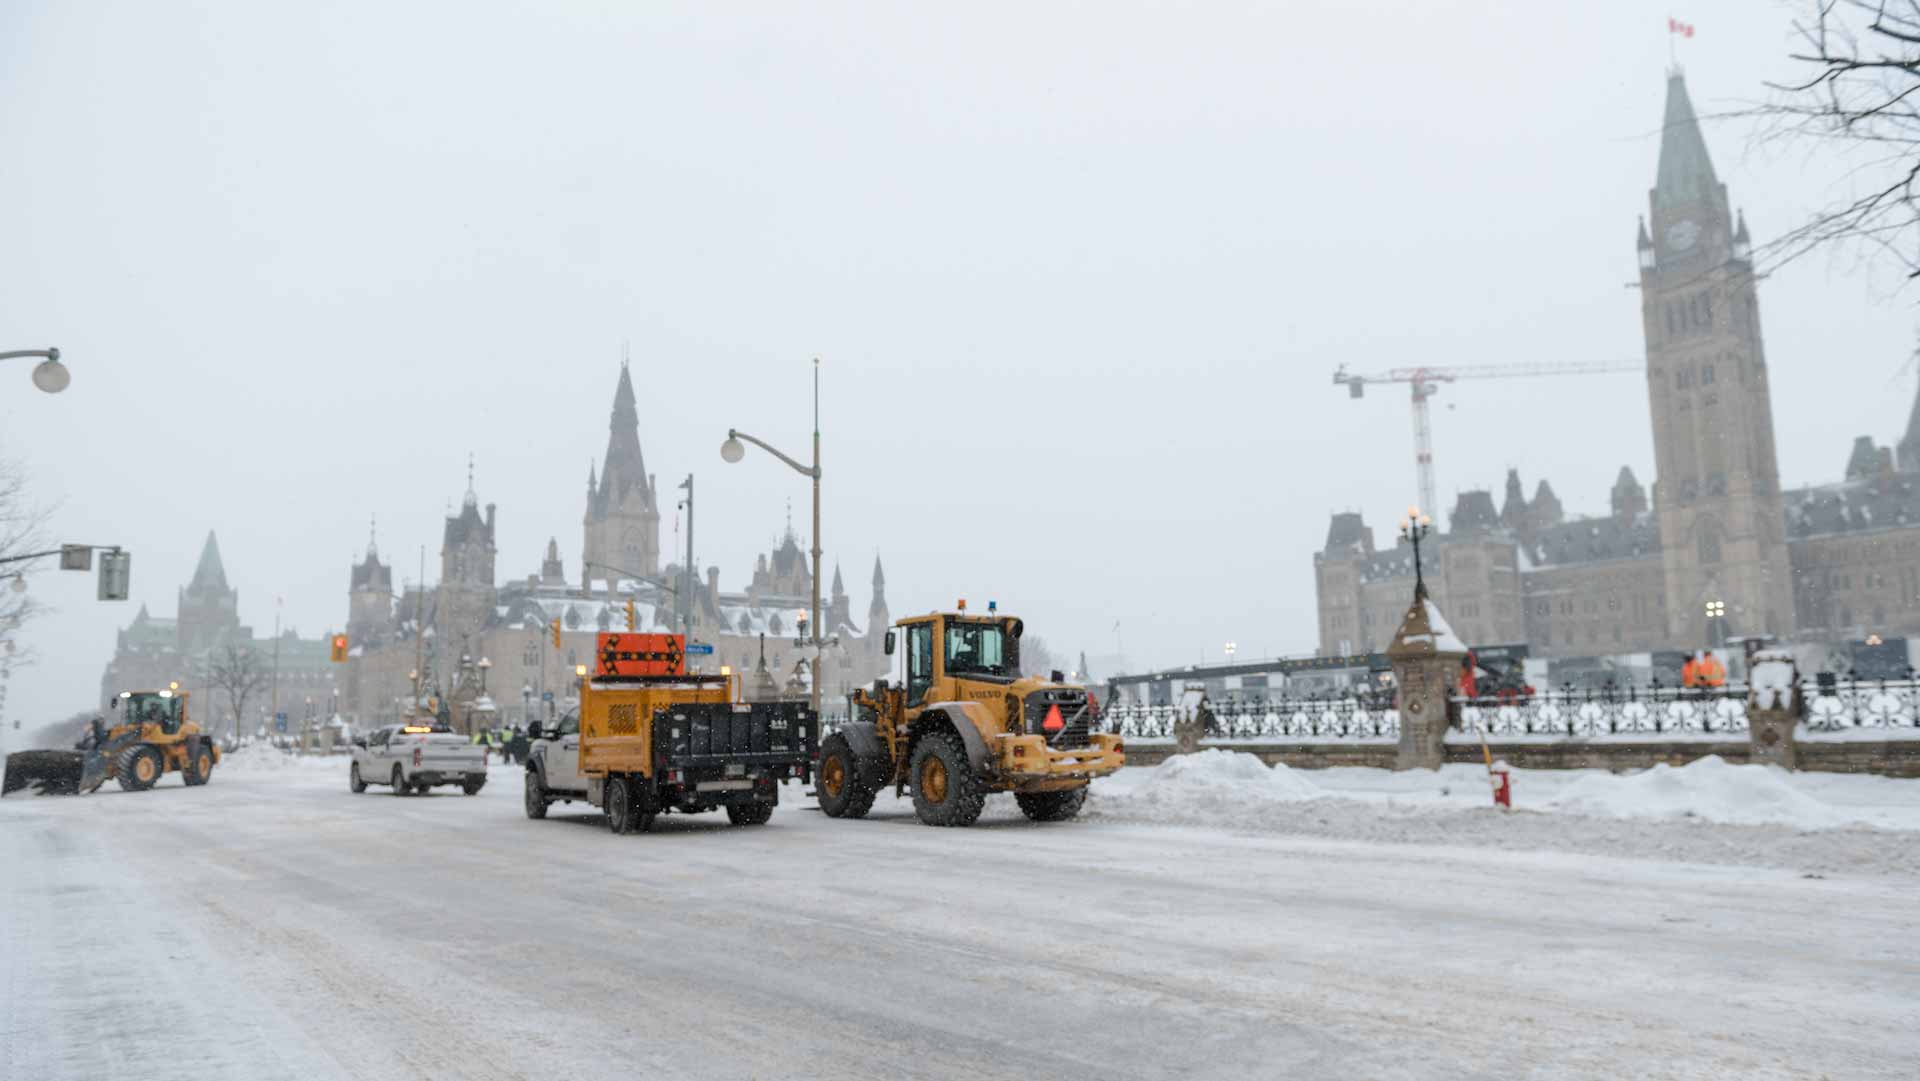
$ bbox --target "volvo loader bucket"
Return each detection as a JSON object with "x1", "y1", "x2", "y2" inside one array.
[{"x1": 2, "y1": 750, "x2": 87, "y2": 796}]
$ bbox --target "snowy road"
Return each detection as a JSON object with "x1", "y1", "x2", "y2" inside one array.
[{"x1": 3, "y1": 753, "x2": 1916, "y2": 1081}]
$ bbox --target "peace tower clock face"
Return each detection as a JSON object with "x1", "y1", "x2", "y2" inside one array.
[{"x1": 1666, "y1": 218, "x2": 1701, "y2": 252}]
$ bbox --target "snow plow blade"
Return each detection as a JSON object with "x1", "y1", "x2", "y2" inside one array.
[{"x1": 2, "y1": 750, "x2": 88, "y2": 796}]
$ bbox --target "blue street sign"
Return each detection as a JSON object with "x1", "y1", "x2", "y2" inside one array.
[
  {"x1": 542, "y1": 691, "x2": 554, "y2": 702},
  {"x1": 686, "y1": 643, "x2": 715, "y2": 656},
  {"x1": 274, "y1": 712, "x2": 288, "y2": 733}
]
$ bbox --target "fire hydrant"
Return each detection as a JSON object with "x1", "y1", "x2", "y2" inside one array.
[{"x1": 1488, "y1": 762, "x2": 1512, "y2": 810}]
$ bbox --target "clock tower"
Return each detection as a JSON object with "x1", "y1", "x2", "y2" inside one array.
[{"x1": 1638, "y1": 71, "x2": 1792, "y2": 647}]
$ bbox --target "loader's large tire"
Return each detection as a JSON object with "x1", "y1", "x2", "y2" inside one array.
[
  {"x1": 726, "y1": 800, "x2": 774, "y2": 827},
  {"x1": 1015, "y1": 786, "x2": 1088, "y2": 823},
  {"x1": 183, "y1": 745, "x2": 214, "y2": 787},
  {"x1": 523, "y1": 769, "x2": 549, "y2": 819},
  {"x1": 815, "y1": 733, "x2": 877, "y2": 819},
  {"x1": 116, "y1": 745, "x2": 161, "y2": 792},
  {"x1": 909, "y1": 732, "x2": 985, "y2": 828},
  {"x1": 390, "y1": 765, "x2": 409, "y2": 796}
]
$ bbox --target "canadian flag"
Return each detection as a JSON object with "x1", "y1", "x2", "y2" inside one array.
[{"x1": 1669, "y1": 17, "x2": 1695, "y2": 37}]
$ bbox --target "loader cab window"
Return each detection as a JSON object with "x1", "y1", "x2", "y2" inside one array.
[
  {"x1": 129, "y1": 695, "x2": 182, "y2": 734},
  {"x1": 944, "y1": 622, "x2": 1009, "y2": 679},
  {"x1": 906, "y1": 623, "x2": 935, "y2": 706}
]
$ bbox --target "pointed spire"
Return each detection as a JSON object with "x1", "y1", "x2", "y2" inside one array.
[
  {"x1": 831, "y1": 564, "x2": 846, "y2": 597},
  {"x1": 1654, "y1": 71, "x2": 1722, "y2": 210},
  {"x1": 1734, "y1": 209, "x2": 1750, "y2": 244},
  {"x1": 871, "y1": 555, "x2": 886, "y2": 590},
  {"x1": 593, "y1": 363, "x2": 650, "y2": 515},
  {"x1": 463, "y1": 453, "x2": 478, "y2": 508},
  {"x1": 1636, "y1": 216, "x2": 1653, "y2": 251},
  {"x1": 189, "y1": 531, "x2": 229, "y2": 593},
  {"x1": 367, "y1": 513, "x2": 379, "y2": 559}
]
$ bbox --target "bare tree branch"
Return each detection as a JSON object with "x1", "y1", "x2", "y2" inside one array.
[
  {"x1": 1757, "y1": 0, "x2": 1920, "y2": 278},
  {"x1": 204, "y1": 645, "x2": 269, "y2": 741}
]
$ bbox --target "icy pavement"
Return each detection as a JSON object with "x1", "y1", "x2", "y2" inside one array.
[{"x1": 2, "y1": 749, "x2": 1916, "y2": 1081}]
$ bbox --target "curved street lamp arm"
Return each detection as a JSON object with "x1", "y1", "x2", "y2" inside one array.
[
  {"x1": 0, "y1": 348, "x2": 58, "y2": 362},
  {"x1": 728, "y1": 428, "x2": 818, "y2": 478}
]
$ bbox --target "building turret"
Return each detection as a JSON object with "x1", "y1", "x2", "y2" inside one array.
[
  {"x1": 867, "y1": 556, "x2": 890, "y2": 639},
  {"x1": 348, "y1": 517, "x2": 394, "y2": 647},
  {"x1": 1611, "y1": 466, "x2": 1649, "y2": 522},
  {"x1": 828, "y1": 563, "x2": 851, "y2": 630},
  {"x1": 541, "y1": 537, "x2": 565, "y2": 586},
  {"x1": 582, "y1": 362, "x2": 661, "y2": 588},
  {"x1": 177, "y1": 531, "x2": 242, "y2": 652}
]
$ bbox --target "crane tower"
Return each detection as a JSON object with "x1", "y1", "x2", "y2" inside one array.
[{"x1": 1333, "y1": 361, "x2": 1641, "y2": 520}]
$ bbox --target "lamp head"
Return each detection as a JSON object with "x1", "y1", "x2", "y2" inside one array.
[
  {"x1": 32, "y1": 351, "x2": 69, "y2": 394},
  {"x1": 720, "y1": 435, "x2": 745, "y2": 464}
]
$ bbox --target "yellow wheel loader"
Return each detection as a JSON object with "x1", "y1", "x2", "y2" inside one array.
[
  {"x1": 2, "y1": 688, "x2": 220, "y2": 796},
  {"x1": 819, "y1": 605, "x2": 1124, "y2": 827}
]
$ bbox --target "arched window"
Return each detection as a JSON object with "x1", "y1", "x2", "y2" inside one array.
[{"x1": 1698, "y1": 524, "x2": 1722, "y2": 565}]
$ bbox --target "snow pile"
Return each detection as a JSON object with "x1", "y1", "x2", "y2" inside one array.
[
  {"x1": 217, "y1": 745, "x2": 339, "y2": 774},
  {"x1": 1094, "y1": 749, "x2": 1321, "y2": 825},
  {"x1": 1541, "y1": 755, "x2": 1850, "y2": 829}
]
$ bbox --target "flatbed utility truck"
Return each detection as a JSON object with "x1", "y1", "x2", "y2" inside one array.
[
  {"x1": 820, "y1": 604, "x2": 1124, "y2": 827},
  {"x1": 524, "y1": 633, "x2": 817, "y2": 833}
]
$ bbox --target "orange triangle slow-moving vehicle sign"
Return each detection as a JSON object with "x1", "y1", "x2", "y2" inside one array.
[{"x1": 1042, "y1": 703, "x2": 1065, "y2": 732}]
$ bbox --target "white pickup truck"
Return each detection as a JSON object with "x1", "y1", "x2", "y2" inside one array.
[{"x1": 349, "y1": 722, "x2": 488, "y2": 796}]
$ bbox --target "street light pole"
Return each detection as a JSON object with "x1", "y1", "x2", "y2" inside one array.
[
  {"x1": 720, "y1": 357, "x2": 824, "y2": 715},
  {"x1": 0, "y1": 348, "x2": 70, "y2": 393}
]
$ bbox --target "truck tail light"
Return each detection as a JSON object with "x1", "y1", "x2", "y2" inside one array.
[{"x1": 412, "y1": 747, "x2": 422, "y2": 768}]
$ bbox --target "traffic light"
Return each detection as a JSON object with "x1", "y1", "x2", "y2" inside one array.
[
  {"x1": 625, "y1": 599, "x2": 637, "y2": 630},
  {"x1": 96, "y1": 549, "x2": 131, "y2": 601},
  {"x1": 550, "y1": 617, "x2": 562, "y2": 649},
  {"x1": 329, "y1": 634, "x2": 349, "y2": 663}
]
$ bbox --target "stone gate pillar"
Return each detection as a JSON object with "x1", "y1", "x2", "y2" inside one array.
[
  {"x1": 1746, "y1": 650, "x2": 1802, "y2": 770},
  {"x1": 1388, "y1": 592, "x2": 1467, "y2": 771}
]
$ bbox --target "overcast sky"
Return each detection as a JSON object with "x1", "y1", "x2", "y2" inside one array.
[{"x1": 1, "y1": 1, "x2": 1912, "y2": 727}]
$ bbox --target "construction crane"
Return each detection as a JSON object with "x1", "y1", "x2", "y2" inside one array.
[{"x1": 1333, "y1": 360, "x2": 1642, "y2": 521}]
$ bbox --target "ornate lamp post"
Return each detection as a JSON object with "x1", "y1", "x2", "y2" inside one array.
[
  {"x1": 1398, "y1": 506, "x2": 1434, "y2": 600},
  {"x1": 721, "y1": 357, "x2": 824, "y2": 714}
]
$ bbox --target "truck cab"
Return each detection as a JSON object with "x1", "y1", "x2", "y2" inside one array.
[{"x1": 523, "y1": 710, "x2": 587, "y2": 807}]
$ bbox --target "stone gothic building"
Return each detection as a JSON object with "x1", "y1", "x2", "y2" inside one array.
[
  {"x1": 340, "y1": 364, "x2": 892, "y2": 728},
  {"x1": 100, "y1": 532, "x2": 335, "y2": 730},
  {"x1": 1316, "y1": 70, "x2": 1920, "y2": 659}
]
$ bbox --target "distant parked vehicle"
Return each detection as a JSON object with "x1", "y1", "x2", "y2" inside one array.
[{"x1": 349, "y1": 721, "x2": 487, "y2": 796}]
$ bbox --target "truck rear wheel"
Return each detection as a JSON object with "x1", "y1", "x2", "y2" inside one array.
[
  {"x1": 607, "y1": 776, "x2": 637, "y2": 834},
  {"x1": 523, "y1": 769, "x2": 549, "y2": 819},
  {"x1": 726, "y1": 800, "x2": 774, "y2": 826},
  {"x1": 910, "y1": 732, "x2": 985, "y2": 827},
  {"x1": 116, "y1": 745, "x2": 161, "y2": 792},
  {"x1": 390, "y1": 765, "x2": 408, "y2": 796},
  {"x1": 816, "y1": 733, "x2": 877, "y2": 819},
  {"x1": 1015, "y1": 786, "x2": 1087, "y2": 822},
  {"x1": 350, "y1": 762, "x2": 367, "y2": 793}
]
